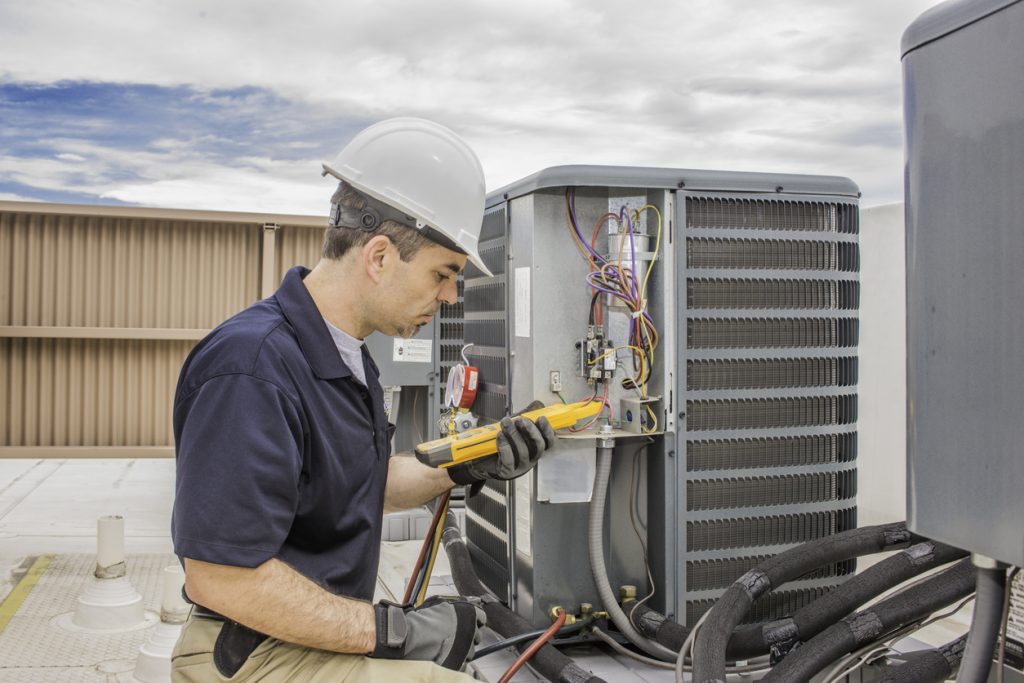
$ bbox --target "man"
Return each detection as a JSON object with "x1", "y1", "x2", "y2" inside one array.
[{"x1": 170, "y1": 118, "x2": 556, "y2": 682}]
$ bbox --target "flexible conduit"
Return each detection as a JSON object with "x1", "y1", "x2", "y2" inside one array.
[{"x1": 590, "y1": 441, "x2": 677, "y2": 661}]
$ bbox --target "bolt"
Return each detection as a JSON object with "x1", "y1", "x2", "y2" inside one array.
[
  {"x1": 580, "y1": 603, "x2": 593, "y2": 616},
  {"x1": 619, "y1": 585, "x2": 637, "y2": 603}
]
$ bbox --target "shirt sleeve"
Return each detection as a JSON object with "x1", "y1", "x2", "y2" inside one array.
[{"x1": 172, "y1": 373, "x2": 305, "y2": 568}]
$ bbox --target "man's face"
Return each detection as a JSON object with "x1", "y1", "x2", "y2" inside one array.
[{"x1": 376, "y1": 242, "x2": 467, "y2": 338}]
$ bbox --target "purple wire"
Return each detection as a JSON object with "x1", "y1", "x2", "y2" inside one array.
[
  {"x1": 622, "y1": 208, "x2": 639, "y2": 302},
  {"x1": 567, "y1": 189, "x2": 606, "y2": 265}
]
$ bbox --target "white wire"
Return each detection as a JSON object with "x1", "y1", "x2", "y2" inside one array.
[
  {"x1": 820, "y1": 594, "x2": 976, "y2": 683},
  {"x1": 590, "y1": 627, "x2": 772, "y2": 675},
  {"x1": 628, "y1": 444, "x2": 655, "y2": 608},
  {"x1": 591, "y1": 627, "x2": 676, "y2": 670},
  {"x1": 676, "y1": 610, "x2": 710, "y2": 683}
]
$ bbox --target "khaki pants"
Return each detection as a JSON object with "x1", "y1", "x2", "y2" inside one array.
[{"x1": 171, "y1": 615, "x2": 477, "y2": 682}]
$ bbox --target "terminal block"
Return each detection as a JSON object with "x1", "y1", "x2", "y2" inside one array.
[{"x1": 576, "y1": 327, "x2": 615, "y2": 384}]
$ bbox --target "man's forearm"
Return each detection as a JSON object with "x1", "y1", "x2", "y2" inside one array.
[
  {"x1": 184, "y1": 557, "x2": 375, "y2": 653},
  {"x1": 383, "y1": 454, "x2": 456, "y2": 512}
]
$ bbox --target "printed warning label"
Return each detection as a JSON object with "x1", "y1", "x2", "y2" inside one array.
[{"x1": 393, "y1": 338, "x2": 432, "y2": 363}]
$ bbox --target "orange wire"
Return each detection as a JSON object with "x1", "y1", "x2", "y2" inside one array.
[{"x1": 497, "y1": 608, "x2": 568, "y2": 683}]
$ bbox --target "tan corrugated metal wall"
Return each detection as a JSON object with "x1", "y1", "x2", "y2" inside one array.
[{"x1": 0, "y1": 202, "x2": 326, "y2": 458}]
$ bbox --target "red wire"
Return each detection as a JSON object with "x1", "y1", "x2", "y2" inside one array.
[
  {"x1": 497, "y1": 608, "x2": 567, "y2": 683},
  {"x1": 402, "y1": 490, "x2": 450, "y2": 604}
]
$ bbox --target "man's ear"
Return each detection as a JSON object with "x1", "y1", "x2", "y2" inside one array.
[{"x1": 362, "y1": 235, "x2": 391, "y2": 284}]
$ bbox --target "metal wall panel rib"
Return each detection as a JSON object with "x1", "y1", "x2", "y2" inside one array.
[
  {"x1": 274, "y1": 224, "x2": 325, "y2": 283},
  {"x1": 1, "y1": 212, "x2": 260, "y2": 329},
  {"x1": 1, "y1": 338, "x2": 191, "y2": 448},
  {"x1": 0, "y1": 207, "x2": 279, "y2": 456}
]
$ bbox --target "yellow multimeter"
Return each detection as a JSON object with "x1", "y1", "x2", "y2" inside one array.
[{"x1": 414, "y1": 400, "x2": 603, "y2": 469}]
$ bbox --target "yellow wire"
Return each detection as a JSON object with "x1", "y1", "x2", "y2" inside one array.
[
  {"x1": 635, "y1": 204, "x2": 663, "y2": 308},
  {"x1": 588, "y1": 345, "x2": 647, "y2": 366},
  {"x1": 416, "y1": 497, "x2": 449, "y2": 606},
  {"x1": 643, "y1": 404, "x2": 658, "y2": 433}
]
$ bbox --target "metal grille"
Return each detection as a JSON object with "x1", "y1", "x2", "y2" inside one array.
[
  {"x1": 687, "y1": 470, "x2": 857, "y2": 511},
  {"x1": 686, "y1": 585, "x2": 836, "y2": 625},
  {"x1": 466, "y1": 534, "x2": 510, "y2": 604},
  {"x1": 465, "y1": 350, "x2": 506, "y2": 388},
  {"x1": 687, "y1": 238, "x2": 859, "y2": 271},
  {"x1": 687, "y1": 433, "x2": 857, "y2": 471},
  {"x1": 688, "y1": 318, "x2": 859, "y2": 349},
  {"x1": 687, "y1": 508, "x2": 858, "y2": 551},
  {"x1": 476, "y1": 242, "x2": 507, "y2": 277},
  {"x1": 467, "y1": 480, "x2": 511, "y2": 602},
  {"x1": 686, "y1": 395, "x2": 857, "y2": 431},
  {"x1": 686, "y1": 198, "x2": 858, "y2": 234},
  {"x1": 688, "y1": 556, "x2": 853, "y2": 591},
  {"x1": 464, "y1": 282, "x2": 506, "y2": 313},
  {"x1": 681, "y1": 194, "x2": 859, "y2": 628},
  {"x1": 687, "y1": 357, "x2": 858, "y2": 390},
  {"x1": 468, "y1": 490, "x2": 509, "y2": 533},
  {"x1": 437, "y1": 276, "x2": 465, "y2": 414},
  {"x1": 464, "y1": 319, "x2": 506, "y2": 348},
  {"x1": 463, "y1": 206, "x2": 511, "y2": 603},
  {"x1": 688, "y1": 279, "x2": 859, "y2": 310}
]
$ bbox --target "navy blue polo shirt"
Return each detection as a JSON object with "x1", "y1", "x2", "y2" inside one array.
[{"x1": 172, "y1": 266, "x2": 393, "y2": 601}]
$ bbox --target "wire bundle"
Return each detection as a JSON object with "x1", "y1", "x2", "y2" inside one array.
[
  {"x1": 565, "y1": 189, "x2": 662, "y2": 431},
  {"x1": 402, "y1": 491, "x2": 451, "y2": 606}
]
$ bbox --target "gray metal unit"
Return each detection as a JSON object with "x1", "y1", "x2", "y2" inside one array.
[
  {"x1": 903, "y1": 0, "x2": 1024, "y2": 565},
  {"x1": 365, "y1": 325, "x2": 435, "y2": 387},
  {"x1": 363, "y1": 325, "x2": 440, "y2": 454},
  {"x1": 465, "y1": 165, "x2": 860, "y2": 627}
]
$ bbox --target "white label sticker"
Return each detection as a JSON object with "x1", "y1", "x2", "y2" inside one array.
[
  {"x1": 515, "y1": 267, "x2": 531, "y2": 338},
  {"x1": 392, "y1": 338, "x2": 433, "y2": 363}
]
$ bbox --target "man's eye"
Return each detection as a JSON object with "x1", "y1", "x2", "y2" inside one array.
[{"x1": 435, "y1": 272, "x2": 449, "y2": 282}]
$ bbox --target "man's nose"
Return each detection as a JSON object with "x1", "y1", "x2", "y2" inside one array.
[{"x1": 438, "y1": 278, "x2": 458, "y2": 305}]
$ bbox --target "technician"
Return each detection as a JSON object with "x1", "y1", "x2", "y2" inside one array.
[{"x1": 170, "y1": 118, "x2": 556, "y2": 682}]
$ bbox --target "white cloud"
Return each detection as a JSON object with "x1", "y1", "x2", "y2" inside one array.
[{"x1": 0, "y1": 0, "x2": 944, "y2": 210}]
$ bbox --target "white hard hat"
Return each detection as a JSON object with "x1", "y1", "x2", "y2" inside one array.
[{"x1": 322, "y1": 117, "x2": 492, "y2": 277}]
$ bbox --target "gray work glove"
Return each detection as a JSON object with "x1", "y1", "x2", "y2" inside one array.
[
  {"x1": 448, "y1": 401, "x2": 556, "y2": 485},
  {"x1": 371, "y1": 596, "x2": 486, "y2": 671}
]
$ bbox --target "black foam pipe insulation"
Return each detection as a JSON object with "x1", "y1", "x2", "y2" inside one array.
[
  {"x1": 441, "y1": 512, "x2": 606, "y2": 683},
  {"x1": 760, "y1": 558, "x2": 975, "y2": 682},
  {"x1": 872, "y1": 635, "x2": 967, "y2": 683},
  {"x1": 629, "y1": 539, "x2": 966, "y2": 661},
  {"x1": 691, "y1": 521, "x2": 918, "y2": 683}
]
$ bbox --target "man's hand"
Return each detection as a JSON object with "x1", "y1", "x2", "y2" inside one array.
[
  {"x1": 371, "y1": 596, "x2": 486, "y2": 670},
  {"x1": 447, "y1": 401, "x2": 556, "y2": 484}
]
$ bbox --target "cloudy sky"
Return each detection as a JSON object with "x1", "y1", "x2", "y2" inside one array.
[{"x1": 0, "y1": 1, "x2": 940, "y2": 215}]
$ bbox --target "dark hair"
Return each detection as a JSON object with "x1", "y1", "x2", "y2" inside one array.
[{"x1": 322, "y1": 182, "x2": 435, "y2": 261}]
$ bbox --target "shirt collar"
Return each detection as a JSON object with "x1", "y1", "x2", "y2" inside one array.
[{"x1": 274, "y1": 266, "x2": 354, "y2": 380}]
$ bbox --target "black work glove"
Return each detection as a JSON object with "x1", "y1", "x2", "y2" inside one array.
[
  {"x1": 371, "y1": 596, "x2": 486, "y2": 671},
  {"x1": 448, "y1": 401, "x2": 556, "y2": 485}
]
